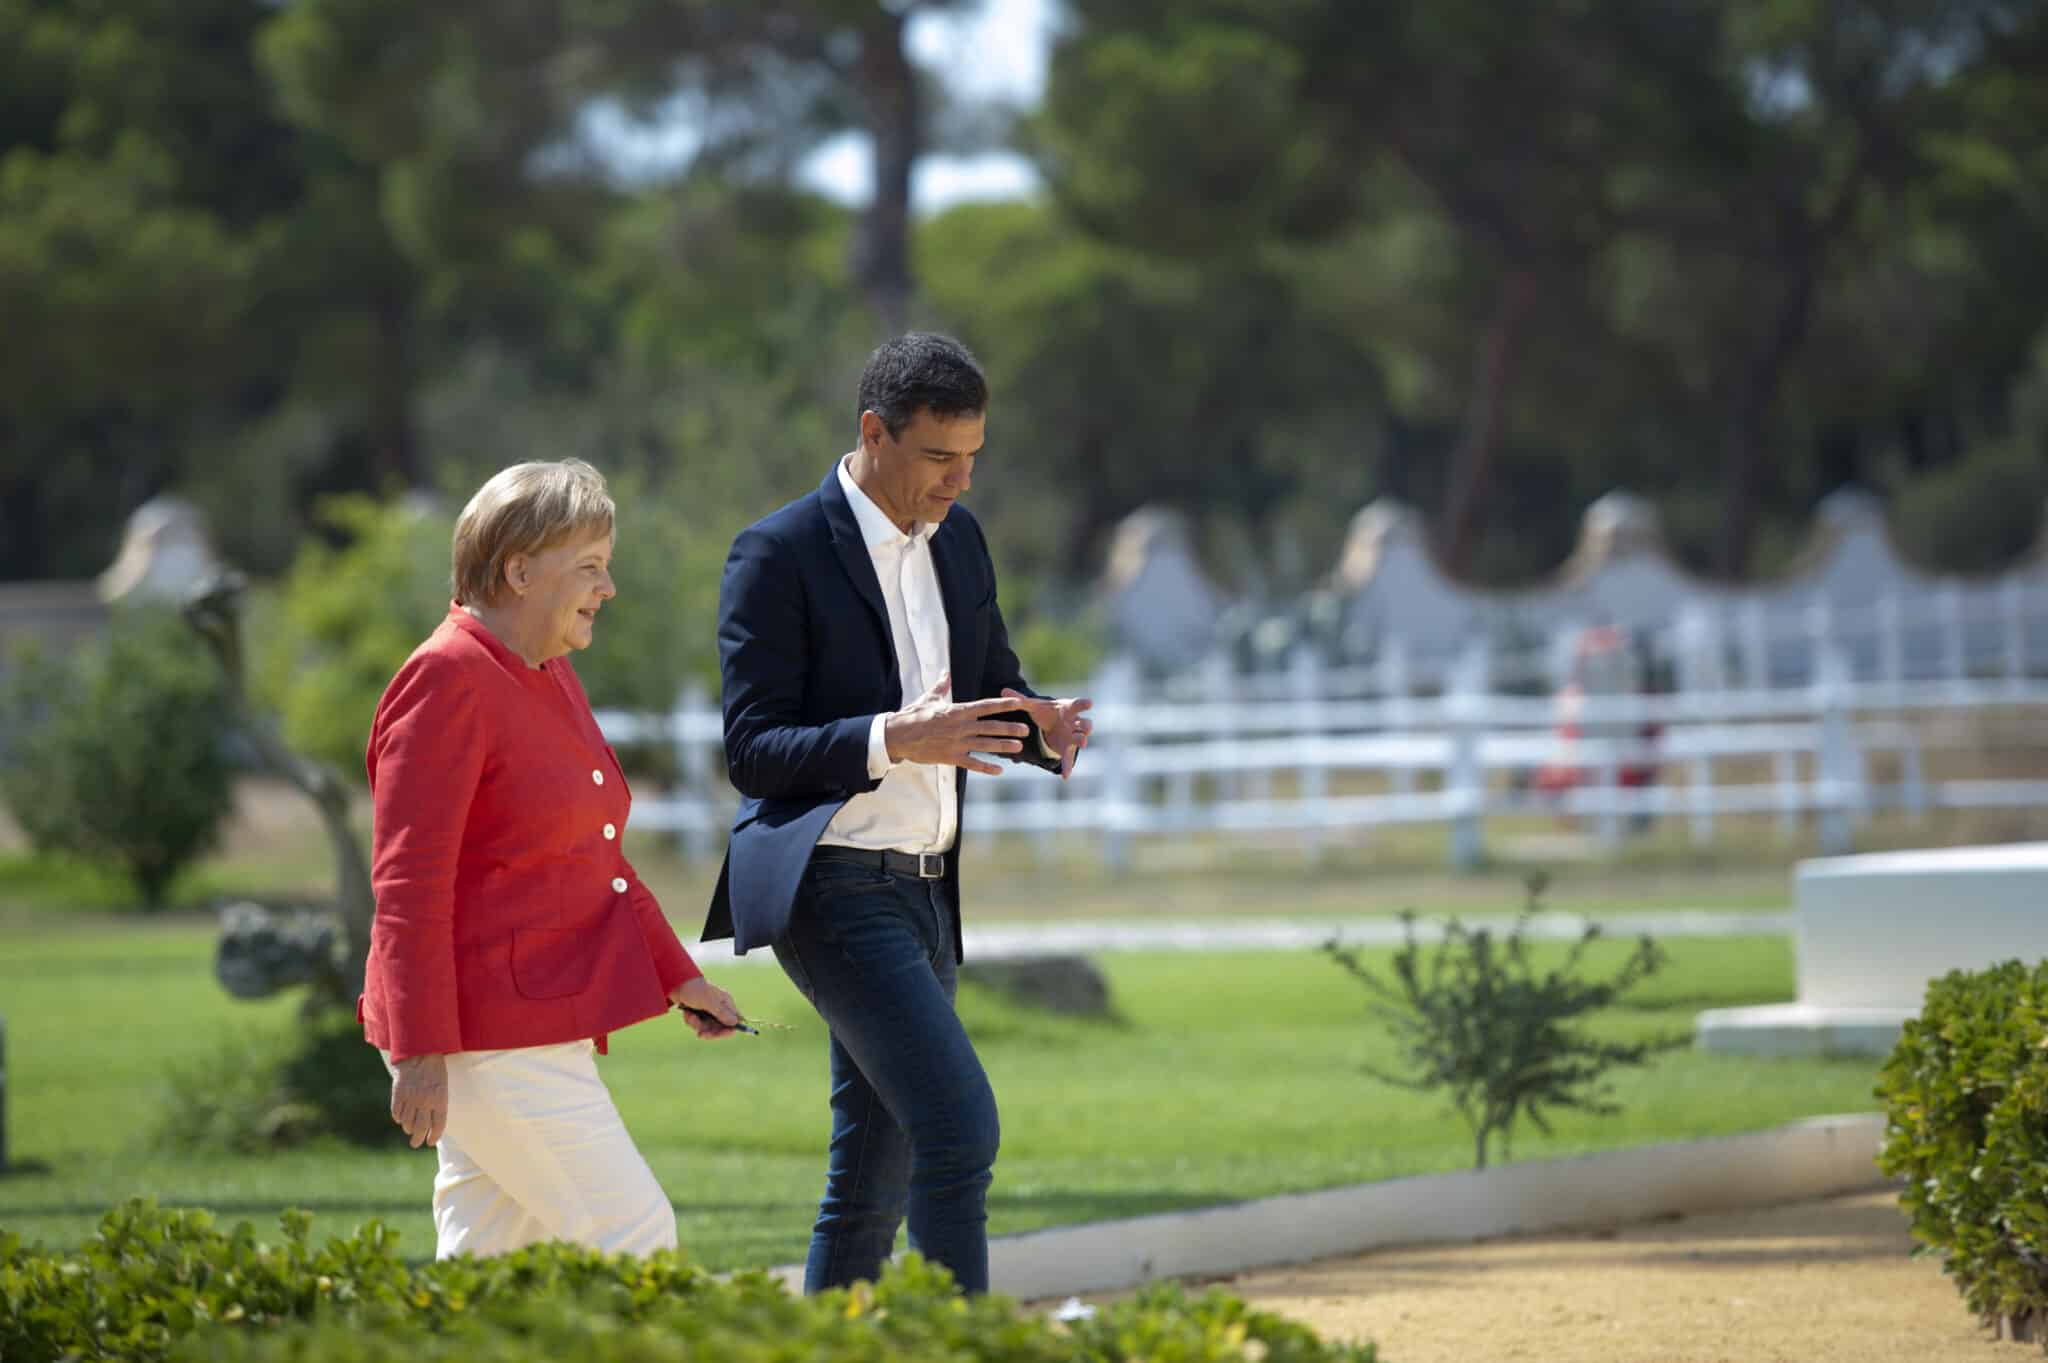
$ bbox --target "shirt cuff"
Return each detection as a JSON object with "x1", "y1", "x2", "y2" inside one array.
[{"x1": 867, "y1": 712, "x2": 896, "y2": 779}]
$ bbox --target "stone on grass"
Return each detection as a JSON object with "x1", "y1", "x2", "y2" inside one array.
[
  {"x1": 215, "y1": 900, "x2": 340, "y2": 1000},
  {"x1": 960, "y1": 954, "x2": 1112, "y2": 1017}
]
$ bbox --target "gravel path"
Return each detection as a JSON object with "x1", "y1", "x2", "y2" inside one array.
[{"x1": 1210, "y1": 1191, "x2": 2007, "y2": 1363}]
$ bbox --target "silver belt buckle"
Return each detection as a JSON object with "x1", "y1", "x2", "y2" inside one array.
[{"x1": 917, "y1": 852, "x2": 945, "y2": 879}]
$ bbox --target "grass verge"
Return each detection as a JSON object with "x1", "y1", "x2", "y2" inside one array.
[{"x1": 0, "y1": 919, "x2": 1877, "y2": 1269}]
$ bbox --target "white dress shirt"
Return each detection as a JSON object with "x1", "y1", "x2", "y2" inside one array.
[{"x1": 818, "y1": 455, "x2": 958, "y2": 855}]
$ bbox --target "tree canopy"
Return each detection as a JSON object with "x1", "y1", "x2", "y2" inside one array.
[{"x1": 6, "y1": 0, "x2": 2047, "y2": 597}]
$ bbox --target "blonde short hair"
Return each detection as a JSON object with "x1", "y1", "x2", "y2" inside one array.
[{"x1": 450, "y1": 460, "x2": 616, "y2": 606}]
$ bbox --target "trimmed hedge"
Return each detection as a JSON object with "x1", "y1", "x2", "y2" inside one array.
[
  {"x1": 1876, "y1": 958, "x2": 2048, "y2": 1336},
  {"x1": 0, "y1": 1201, "x2": 1376, "y2": 1363}
]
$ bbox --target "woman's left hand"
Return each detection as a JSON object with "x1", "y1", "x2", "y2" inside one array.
[{"x1": 670, "y1": 975, "x2": 743, "y2": 1039}]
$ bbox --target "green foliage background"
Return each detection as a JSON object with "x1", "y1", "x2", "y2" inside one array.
[
  {"x1": 0, "y1": 608, "x2": 237, "y2": 907},
  {"x1": 7, "y1": 0, "x2": 2048, "y2": 601}
]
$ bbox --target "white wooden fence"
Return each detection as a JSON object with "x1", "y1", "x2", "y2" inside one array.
[
  {"x1": 1228, "y1": 577, "x2": 2048, "y2": 699},
  {"x1": 597, "y1": 609, "x2": 2048, "y2": 872}
]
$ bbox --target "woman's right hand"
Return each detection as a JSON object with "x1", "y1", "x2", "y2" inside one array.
[
  {"x1": 670, "y1": 975, "x2": 743, "y2": 1039},
  {"x1": 390, "y1": 1053, "x2": 449, "y2": 1148}
]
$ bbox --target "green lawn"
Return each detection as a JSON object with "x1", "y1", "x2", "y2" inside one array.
[{"x1": 0, "y1": 916, "x2": 1880, "y2": 1270}]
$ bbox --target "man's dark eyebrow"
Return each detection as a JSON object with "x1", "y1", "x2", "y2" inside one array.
[{"x1": 920, "y1": 445, "x2": 984, "y2": 458}]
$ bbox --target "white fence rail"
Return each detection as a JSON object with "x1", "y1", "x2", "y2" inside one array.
[
  {"x1": 598, "y1": 638, "x2": 2048, "y2": 870},
  {"x1": 1206, "y1": 578, "x2": 2048, "y2": 700}
]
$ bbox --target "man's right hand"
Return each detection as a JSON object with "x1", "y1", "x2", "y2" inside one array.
[{"x1": 883, "y1": 673, "x2": 1031, "y2": 776}]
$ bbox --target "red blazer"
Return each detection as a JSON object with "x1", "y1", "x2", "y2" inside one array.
[{"x1": 358, "y1": 605, "x2": 700, "y2": 1062}]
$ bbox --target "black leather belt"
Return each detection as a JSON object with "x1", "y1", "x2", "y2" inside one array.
[{"x1": 811, "y1": 845, "x2": 949, "y2": 880}]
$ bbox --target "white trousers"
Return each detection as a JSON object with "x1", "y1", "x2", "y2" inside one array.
[{"x1": 390, "y1": 1040, "x2": 678, "y2": 1260}]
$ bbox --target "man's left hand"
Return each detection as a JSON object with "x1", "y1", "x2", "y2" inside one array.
[{"x1": 999, "y1": 688, "x2": 1094, "y2": 779}]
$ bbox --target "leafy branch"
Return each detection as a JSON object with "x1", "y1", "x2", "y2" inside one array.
[{"x1": 1323, "y1": 875, "x2": 1687, "y2": 1169}]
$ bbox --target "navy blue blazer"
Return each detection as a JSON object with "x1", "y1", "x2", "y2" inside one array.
[{"x1": 701, "y1": 465, "x2": 1041, "y2": 960}]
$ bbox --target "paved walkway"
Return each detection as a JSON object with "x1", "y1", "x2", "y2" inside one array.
[{"x1": 691, "y1": 909, "x2": 1792, "y2": 965}]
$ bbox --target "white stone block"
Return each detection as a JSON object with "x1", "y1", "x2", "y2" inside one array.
[
  {"x1": 1693, "y1": 1003, "x2": 1915, "y2": 1058},
  {"x1": 1797, "y1": 842, "x2": 2048, "y2": 1008},
  {"x1": 1698, "y1": 842, "x2": 2048, "y2": 1058}
]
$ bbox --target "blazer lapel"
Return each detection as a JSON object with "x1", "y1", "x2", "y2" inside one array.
[
  {"x1": 927, "y1": 520, "x2": 977, "y2": 693},
  {"x1": 819, "y1": 466, "x2": 891, "y2": 642}
]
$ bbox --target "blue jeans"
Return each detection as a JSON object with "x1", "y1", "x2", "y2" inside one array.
[{"x1": 772, "y1": 856, "x2": 999, "y2": 1294}]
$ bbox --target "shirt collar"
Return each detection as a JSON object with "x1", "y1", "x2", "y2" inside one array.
[
  {"x1": 837, "y1": 454, "x2": 934, "y2": 550},
  {"x1": 446, "y1": 601, "x2": 551, "y2": 677}
]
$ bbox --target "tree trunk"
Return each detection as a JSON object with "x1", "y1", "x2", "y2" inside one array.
[
  {"x1": 243, "y1": 720, "x2": 375, "y2": 1013},
  {"x1": 1439, "y1": 266, "x2": 1539, "y2": 578},
  {"x1": 1376, "y1": 416, "x2": 1415, "y2": 505},
  {"x1": 1716, "y1": 147, "x2": 1867, "y2": 577},
  {"x1": 370, "y1": 286, "x2": 420, "y2": 489},
  {"x1": 184, "y1": 579, "x2": 373, "y2": 1012},
  {"x1": 853, "y1": 8, "x2": 918, "y2": 336},
  {"x1": 1715, "y1": 259, "x2": 1817, "y2": 578},
  {"x1": 0, "y1": 474, "x2": 39, "y2": 578},
  {"x1": 1062, "y1": 434, "x2": 1125, "y2": 579}
]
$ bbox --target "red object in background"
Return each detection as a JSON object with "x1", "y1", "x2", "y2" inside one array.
[{"x1": 1533, "y1": 625, "x2": 1661, "y2": 795}]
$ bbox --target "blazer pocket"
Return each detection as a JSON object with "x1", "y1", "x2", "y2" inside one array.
[{"x1": 509, "y1": 928, "x2": 595, "y2": 1000}]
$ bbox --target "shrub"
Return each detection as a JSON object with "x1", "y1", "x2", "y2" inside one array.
[
  {"x1": 250, "y1": 488, "x2": 731, "y2": 783},
  {"x1": 1323, "y1": 875, "x2": 1685, "y2": 1169},
  {"x1": 0, "y1": 607, "x2": 236, "y2": 908},
  {"x1": 562, "y1": 487, "x2": 732, "y2": 782},
  {"x1": 1888, "y1": 441, "x2": 2046, "y2": 577},
  {"x1": 0, "y1": 1200, "x2": 1378, "y2": 1363},
  {"x1": 1876, "y1": 958, "x2": 2048, "y2": 1338},
  {"x1": 569, "y1": 488, "x2": 729, "y2": 714},
  {"x1": 1008, "y1": 614, "x2": 1105, "y2": 692},
  {"x1": 248, "y1": 495, "x2": 452, "y2": 779},
  {"x1": 154, "y1": 1011, "x2": 400, "y2": 1154}
]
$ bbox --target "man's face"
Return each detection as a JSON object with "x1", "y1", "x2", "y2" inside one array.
[{"x1": 860, "y1": 406, "x2": 984, "y2": 530}]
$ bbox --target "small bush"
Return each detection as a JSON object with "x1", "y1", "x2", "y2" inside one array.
[
  {"x1": 0, "y1": 607, "x2": 236, "y2": 908},
  {"x1": 568, "y1": 488, "x2": 729, "y2": 714},
  {"x1": 154, "y1": 1011, "x2": 400, "y2": 1154},
  {"x1": 249, "y1": 495, "x2": 452, "y2": 779},
  {"x1": 0, "y1": 1200, "x2": 1378, "y2": 1363},
  {"x1": 1876, "y1": 958, "x2": 2048, "y2": 1337},
  {"x1": 1324, "y1": 875, "x2": 1685, "y2": 1169},
  {"x1": 1889, "y1": 442, "x2": 2046, "y2": 577},
  {"x1": 250, "y1": 489, "x2": 732, "y2": 783},
  {"x1": 1008, "y1": 615, "x2": 1105, "y2": 691}
]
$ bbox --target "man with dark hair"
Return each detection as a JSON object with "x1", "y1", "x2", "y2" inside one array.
[{"x1": 704, "y1": 332, "x2": 1093, "y2": 1295}]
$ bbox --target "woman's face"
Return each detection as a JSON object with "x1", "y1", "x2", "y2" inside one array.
[{"x1": 508, "y1": 527, "x2": 616, "y2": 662}]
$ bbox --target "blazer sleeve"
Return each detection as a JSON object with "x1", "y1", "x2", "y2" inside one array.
[
  {"x1": 967, "y1": 510, "x2": 1038, "y2": 702},
  {"x1": 983, "y1": 584, "x2": 1038, "y2": 704},
  {"x1": 718, "y1": 524, "x2": 878, "y2": 800},
  {"x1": 959, "y1": 512, "x2": 1063, "y2": 767},
  {"x1": 623, "y1": 860, "x2": 700, "y2": 994},
  {"x1": 366, "y1": 656, "x2": 480, "y2": 1060}
]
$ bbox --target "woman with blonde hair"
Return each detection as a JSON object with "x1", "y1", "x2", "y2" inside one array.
[{"x1": 358, "y1": 458, "x2": 742, "y2": 1259}]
